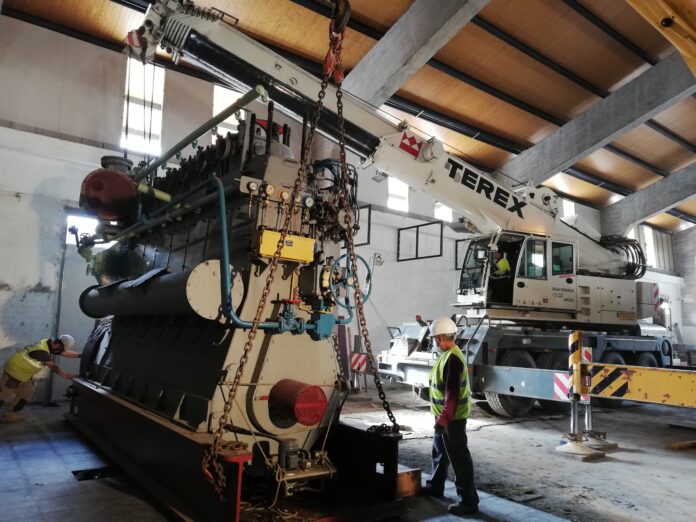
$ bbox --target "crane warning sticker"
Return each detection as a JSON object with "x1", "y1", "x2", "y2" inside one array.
[{"x1": 399, "y1": 131, "x2": 424, "y2": 159}]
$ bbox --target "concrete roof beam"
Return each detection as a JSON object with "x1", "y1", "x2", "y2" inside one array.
[
  {"x1": 493, "y1": 53, "x2": 696, "y2": 188},
  {"x1": 601, "y1": 163, "x2": 696, "y2": 236},
  {"x1": 342, "y1": 0, "x2": 490, "y2": 108}
]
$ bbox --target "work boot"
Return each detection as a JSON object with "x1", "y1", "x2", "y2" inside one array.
[
  {"x1": 0, "y1": 412, "x2": 25, "y2": 423},
  {"x1": 420, "y1": 484, "x2": 444, "y2": 498},
  {"x1": 448, "y1": 501, "x2": 479, "y2": 517}
]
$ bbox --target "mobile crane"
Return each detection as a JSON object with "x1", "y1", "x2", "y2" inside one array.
[{"x1": 68, "y1": 0, "x2": 673, "y2": 519}]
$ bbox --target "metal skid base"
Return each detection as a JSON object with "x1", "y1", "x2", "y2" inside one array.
[
  {"x1": 67, "y1": 380, "x2": 248, "y2": 521},
  {"x1": 68, "y1": 381, "x2": 408, "y2": 521}
]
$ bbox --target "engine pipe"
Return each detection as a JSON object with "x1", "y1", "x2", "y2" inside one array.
[
  {"x1": 132, "y1": 85, "x2": 268, "y2": 182},
  {"x1": 212, "y1": 175, "x2": 319, "y2": 333}
]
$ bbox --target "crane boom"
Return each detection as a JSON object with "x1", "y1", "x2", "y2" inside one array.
[{"x1": 128, "y1": 0, "x2": 628, "y2": 276}]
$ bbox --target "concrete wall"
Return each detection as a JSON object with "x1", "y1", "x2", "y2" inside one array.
[
  {"x1": 0, "y1": 16, "x2": 125, "y2": 147},
  {"x1": 355, "y1": 211, "x2": 465, "y2": 351},
  {"x1": 0, "y1": 17, "x2": 181, "y2": 402},
  {"x1": 161, "y1": 71, "x2": 213, "y2": 152}
]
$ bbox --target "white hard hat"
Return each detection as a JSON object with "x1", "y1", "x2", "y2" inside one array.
[
  {"x1": 429, "y1": 317, "x2": 457, "y2": 337},
  {"x1": 59, "y1": 334, "x2": 75, "y2": 350}
]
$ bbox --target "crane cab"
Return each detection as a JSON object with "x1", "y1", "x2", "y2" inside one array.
[{"x1": 457, "y1": 232, "x2": 578, "y2": 314}]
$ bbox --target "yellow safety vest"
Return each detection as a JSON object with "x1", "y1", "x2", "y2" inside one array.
[
  {"x1": 4, "y1": 339, "x2": 51, "y2": 382},
  {"x1": 429, "y1": 346, "x2": 470, "y2": 420}
]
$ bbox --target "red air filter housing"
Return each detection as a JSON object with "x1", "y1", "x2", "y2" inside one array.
[
  {"x1": 80, "y1": 168, "x2": 137, "y2": 221},
  {"x1": 269, "y1": 379, "x2": 328, "y2": 426}
]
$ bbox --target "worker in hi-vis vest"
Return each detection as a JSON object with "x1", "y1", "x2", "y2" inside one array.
[
  {"x1": 421, "y1": 317, "x2": 479, "y2": 517},
  {"x1": 492, "y1": 250, "x2": 510, "y2": 276},
  {"x1": 0, "y1": 335, "x2": 80, "y2": 422}
]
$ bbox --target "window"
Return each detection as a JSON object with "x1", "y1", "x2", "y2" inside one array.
[
  {"x1": 643, "y1": 226, "x2": 656, "y2": 267},
  {"x1": 387, "y1": 177, "x2": 409, "y2": 212},
  {"x1": 631, "y1": 225, "x2": 674, "y2": 272},
  {"x1": 434, "y1": 201, "x2": 453, "y2": 222},
  {"x1": 551, "y1": 242, "x2": 574, "y2": 275},
  {"x1": 65, "y1": 214, "x2": 115, "y2": 249},
  {"x1": 519, "y1": 239, "x2": 546, "y2": 279},
  {"x1": 65, "y1": 215, "x2": 99, "y2": 245},
  {"x1": 121, "y1": 58, "x2": 165, "y2": 156},
  {"x1": 212, "y1": 84, "x2": 245, "y2": 141},
  {"x1": 562, "y1": 199, "x2": 575, "y2": 217},
  {"x1": 397, "y1": 221, "x2": 443, "y2": 262}
]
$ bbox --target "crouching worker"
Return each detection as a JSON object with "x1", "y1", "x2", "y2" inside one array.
[{"x1": 0, "y1": 335, "x2": 79, "y2": 422}]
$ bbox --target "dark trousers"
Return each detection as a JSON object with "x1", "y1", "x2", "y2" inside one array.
[{"x1": 428, "y1": 418, "x2": 479, "y2": 507}]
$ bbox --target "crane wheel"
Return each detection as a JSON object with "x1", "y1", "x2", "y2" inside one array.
[
  {"x1": 593, "y1": 351, "x2": 626, "y2": 409},
  {"x1": 636, "y1": 352, "x2": 658, "y2": 368},
  {"x1": 484, "y1": 350, "x2": 536, "y2": 417},
  {"x1": 536, "y1": 351, "x2": 571, "y2": 414}
]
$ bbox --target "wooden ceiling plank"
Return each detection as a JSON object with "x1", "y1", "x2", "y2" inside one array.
[
  {"x1": 479, "y1": 0, "x2": 653, "y2": 93},
  {"x1": 435, "y1": 24, "x2": 599, "y2": 122},
  {"x1": 542, "y1": 173, "x2": 618, "y2": 208},
  {"x1": 573, "y1": 150, "x2": 660, "y2": 192},
  {"x1": 399, "y1": 66, "x2": 558, "y2": 147},
  {"x1": 645, "y1": 213, "x2": 687, "y2": 231},
  {"x1": 612, "y1": 126, "x2": 696, "y2": 173},
  {"x1": 575, "y1": 0, "x2": 674, "y2": 61},
  {"x1": 651, "y1": 96, "x2": 696, "y2": 144}
]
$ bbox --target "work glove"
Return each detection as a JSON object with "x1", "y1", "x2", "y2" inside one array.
[{"x1": 434, "y1": 423, "x2": 445, "y2": 435}]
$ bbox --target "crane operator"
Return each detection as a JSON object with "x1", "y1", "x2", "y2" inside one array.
[{"x1": 492, "y1": 250, "x2": 510, "y2": 276}]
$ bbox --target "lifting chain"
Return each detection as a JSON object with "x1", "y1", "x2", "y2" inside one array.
[
  {"x1": 202, "y1": 0, "x2": 398, "y2": 499},
  {"x1": 202, "y1": 35, "x2": 334, "y2": 504},
  {"x1": 331, "y1": 12, "x2": 400, "y2": 434}
]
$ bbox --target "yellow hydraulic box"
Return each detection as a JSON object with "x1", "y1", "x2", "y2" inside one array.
[{"x1": 257, "y1": 230, "x2": 315, "y2": 263}]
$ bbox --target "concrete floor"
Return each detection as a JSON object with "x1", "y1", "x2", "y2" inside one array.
[
  {"x1": 0, "y1": 402, "x2": 565, "y2": 521},
  {"x1": 0, "y1": 405, "x2": 164, "y2": 522},
  {"x1": 343, "y1": 383, "x2": 696, "y2": 522}
]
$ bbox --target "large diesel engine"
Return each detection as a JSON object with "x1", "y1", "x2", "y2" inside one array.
[{"x1": 68, "y1": 95, "x2": 383, "y2": 520}]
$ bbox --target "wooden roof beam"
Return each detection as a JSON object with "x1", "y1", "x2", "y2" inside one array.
[
  {"x1": 494, "y1": 53, "x2": 696, "y2": 188},
  {"x1": 601, "y1": 162, "x2": 696, "y2": 236},
  {"x1": 342, "y1": 0, "x2": 490, "y2": 107}
]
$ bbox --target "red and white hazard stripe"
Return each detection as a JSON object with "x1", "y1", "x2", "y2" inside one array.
[
  {"x1": 351, "y1": 353, "x2": 368, "y2": 373},
  {"x1": 553, "y1": 373, "x2": 589, "y2": 402}
]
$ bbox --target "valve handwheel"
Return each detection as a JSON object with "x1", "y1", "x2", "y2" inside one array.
[{"x1": 329, "y1": 253, "x2": 372, "y2": 310}]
